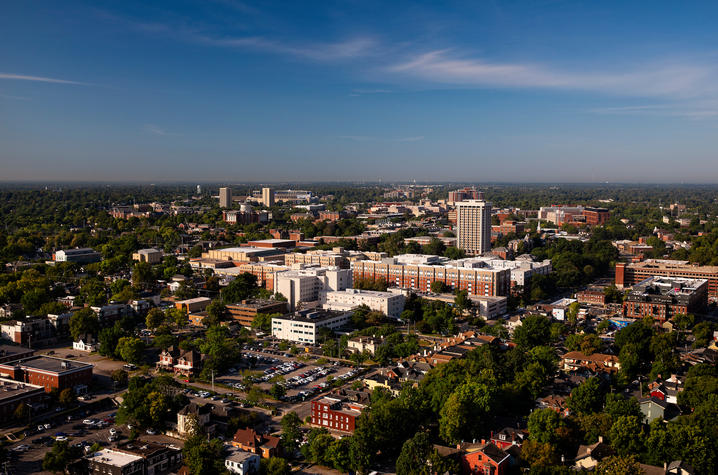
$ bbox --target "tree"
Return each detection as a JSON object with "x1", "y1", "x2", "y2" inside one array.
[
  {"x1": 42, "y1": 440, "x2": 82, "y2": 474},
  {"x1": 595, "y1": 455, "x2": 643, "y2": 475},
  {"x1": 430, "y1": 281, "x2": 449, "y2": 293},
  {"x1": 205, "y1": 300, "x2": 227, "y2": 326},
  {"x1": 604, "y1": 393, "x2": 642, "y2": 421},
  {"x1": 98, "y1": 323, "x2": 126, "y2": 358},
  {"x1": 154, "y1": 333, "x2": 176, "y2": 350},
  {"x1": 182, "y1": 434, "x2": 226, "y2": 475},
  {"x1": 270, "y1": 383, "x2": 286, "y2": 400},
  {"x1": 513, "y1": 315, "x2": 552, "y2": 349},
  {"x1": 454, "y1": 290, "x2": 472, "y2": 312},
  {"x1": 609, "y1": 416, "x2": 645, "y2": 456},
  {"x1": 439, "y1": 378, "x2": 497, "y2": 444},
  {"x1": 567, "y1": 377, "x2": 604, "y2": 415},
  {"x1": 59, "y1": 388, "x2": 76, "y2": 406},
  {"x1": 396, "y1": 431, "x2": 433, "y2": 475},
  {"x1": 69, "y1": 307, "x2": 99, "y2": 341},
  {"x1": 520, "y1": 440, "x2": 560, "y2": 468},
  {"x1": 132, "y1": 261, "x2": 154, "y2": 287},
  {"x1": 280, "y1": 412, "x2": 302, "y2": 457},
  {"x1": 528, "y1": 408, "x2": 564, "y2": 445},
  {"x1": 145, "y1": 308, "x2": 165, "y2": 330},
  {"x1": 222, "y1": 272, "x2": 259, "y2": 303},
  {"x1": 117, "y1": 337, "x2": 146, "y2": 365},
  {"x1": 13, "y1": 402, "x2": 28, "y2": 421},
  {"x1": 261, "y1": 457, "x2": 290, "y2": 475},
  {"x1": 111, "y1": 369, "x2": 129, "y2": 387}
]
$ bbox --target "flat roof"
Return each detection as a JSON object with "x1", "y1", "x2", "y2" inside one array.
[
  {"x1": 213, "y1": 246, "x2": 284, "y2": 255},
  {"x1": 0, "y1": 345, "x2": 34, "y2": 357},
  {"x1": 0, "y1": 377, "x2": 44, "y2": 401},
  {"x1": 0, "y1": 356, "x2": 93, "y2": 374},
  {"x1": 249, "y1": 239, "x2": 295, "y2": 244},
  {"x1": 88, "y1": 449, "x2": 143, "y2": 467},
  {"x1": 273, "y1": 309, "x2": 351, "y2": 324}
]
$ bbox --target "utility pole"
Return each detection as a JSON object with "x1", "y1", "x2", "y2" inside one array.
[{"x1": 211, "y1": 370, "x2": 215, "y2": 392}]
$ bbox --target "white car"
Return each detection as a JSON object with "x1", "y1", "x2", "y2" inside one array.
[
  {"x1": 83, "y1": 419, "x2": 95, "y2": 425},
  {"x1": 55, "y1": 436, "x2": 68, "y2": 442},
  {"x1": 13, "y1": 445, "x2": 30, "y2": 452},
  {"x1": 109, "y1": 428, "x2": 117, "y2": 436},
  {"x1": 145, "y1": 429, "x2": 156, "y2": 435}
]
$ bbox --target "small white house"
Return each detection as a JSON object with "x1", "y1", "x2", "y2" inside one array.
[
  {"x1": 224, "y1": 447, "x2": 260, "y2": 475},
  {"x1": 73, "y1": 339, "x2": 97, "y2": 352}
]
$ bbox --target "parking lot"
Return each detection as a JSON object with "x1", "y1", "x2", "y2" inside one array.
[{"x1": 213, "y1": 348, "x2": 360, "y2": 401}]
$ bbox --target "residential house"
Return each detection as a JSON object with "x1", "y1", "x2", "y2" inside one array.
[
  {"x1": 648, "y1": 375, "x2": 684, "y2": 404},
  {"x1": 459, "y1": 441, "x2": 511, "y2": 475},
  {"x1": 490, "y1": 427, "x2": 527, "y2": 451},
  {"x1": 224, "y1": 446, "x2": 260, "y2": 475},
  {"x1": 574, "y1": 437, "x2": 615, "y2": 470},
  {"x1": 174, "y1": 350, "x2": 203, "y2": 377},
  {"x1": 177, "y1": 403, "x2": 214, "y2": 437},
  {"x1": 536, "y1": 394, "x2": 570, "y2": 416},
  {"x1": 560, "y1": 351, "x2": 621, "y2": 374},
  {"x1": 231, "y1": 428, "x2": 280, "y2": 459},
  {"x1": 639, "y1": 396, "x2": 681, "y2": 423}
]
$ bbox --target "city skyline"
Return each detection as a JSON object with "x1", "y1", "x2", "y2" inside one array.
[{"x1": 3, "y1": 1, "x2": 718, "y2": 182}]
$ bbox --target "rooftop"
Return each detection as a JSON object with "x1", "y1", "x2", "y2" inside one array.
[
  {"x1": 273, "y1": 309, "x2": 351, "y2": 324},
  {"x1": 632, "y1": 276, "x2": 708, "y2": 296},
  {"x1": 0, "y1": 377, "x2": 44, "y2": 401},
  {"x1": 0, "y1": 355, "x2": 93, "y2": 373},
  {"x1": 88, "y1": 449, "x2": 143, "y2": 467}
]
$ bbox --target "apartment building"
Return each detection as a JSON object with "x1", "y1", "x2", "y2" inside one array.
[
  {"x1": 351, "y1": 254, "x2": 511, "y2": 297},
  {"x1": 456, "y1": 199, "x2": 492, "y2": 256},
  {"x1": 319, "y1": 288, "x2": 405, "y2": 319},
  {"x1": 275, "y1": 267, "x2": 352, "y2": 311},
  {"x1": 623, "y1": 276, "x2": 708, "y2": 321},
  {"x1": 616, "y1": 259, "x2": 718, "y2": 299},
  {"x1": 271, "y1": 309, "x2": 352, "y2": 344}
]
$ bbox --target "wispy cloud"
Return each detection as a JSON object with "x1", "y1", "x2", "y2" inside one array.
[
  {"x1": 144, "y1": 124, "x2": 180, "y2": 136},
  {"x1": 590, "y1": 103, "x2": 718, "y2": 119},
  {"x1": 0, "y1": 73, "x2": 89, "y2": 85},
  {"x1": 200, "y1": 35, "x2": 378, "y2": 61},
  {"x1": 349, "y1": 88, "x2": 393, "y2": 97},
  {"x1": 339, "y1": 135, "x2": 424, "y2": 142},
  {"x1": 388, "y1": 50, "x2": 718, "y2": 99},
  {"x1": 0, "y1": 92, "x2": 30, "y2": 100}
]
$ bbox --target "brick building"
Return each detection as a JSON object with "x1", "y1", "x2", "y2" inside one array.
[
  {"x1": 0, "y1": 356, "x2": 93, "y2": 393},
  {"x1": 310, "y1": 395, "x2": 365, "y2": 433},
  {"x1": 623, "y1": 276, "x2": 708, "y2": 321},
  {"x1": 616, "y1": 260, "x2": 718, "y2": 299},
  {"x1": 226, "y1": 299, "x2": 288, "y2": 327}
]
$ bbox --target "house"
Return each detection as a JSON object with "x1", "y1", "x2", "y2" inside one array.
[
  {"x1": 347, "y1": 336, "x2": 387, "y2": 355},
  {"x1": 536, "y1": 394, "x2": 570, "y2": 416},
  {"x1": 560, "y1": 351, "x2": 621, "y2": 374},
  {"x1": 574, "y1": 437, "x2": 615, "y2": 470},
  {"x1": 231, "y1": 428, "x2": 280, "y2": 459},
  {"x1": 639, "y1": 396, "x2": 681, "y2": 423},
  {"x1": 156, "y1": 347, "x2": 180, "y2": 372},
  {"x1": 490, "y1": 427, "x2": 527, "y2": 450},
  {"x1": 174, "y1": 349, "x2": 202, "y2": 377},
  {"x1": 177, "y1": 403, "x2": 214, "y2": 437},
  {"x1": 310, "y1": 395, "x2": 365, "y2": 433},
  {"x1": 224, "y1": 446, "x2": 260, "y2": 475},
  {"x1": 648, "y1": 375, "x2": 684, "y2": 404},
  {"x1": 459, "y1": 441, "x2": 511, "y2": 475},
  {"x1": 73, "y1": 339, "x2": 97, "y2": 352},
  {"x1": 362, "y1": 373, "x2": 402, "y2": 396}
]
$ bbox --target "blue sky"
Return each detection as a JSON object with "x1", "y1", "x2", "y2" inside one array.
[{"x1": 2, "y1": 0, "x2": 718, "y2": 182}]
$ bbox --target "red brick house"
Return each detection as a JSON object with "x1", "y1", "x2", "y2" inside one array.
[
  {"x1": 459, "y1": 441, "x2": 511, "y2": 475},
  {"x1": 490, "y1": 428, "x2": 527, "y2": 451}
]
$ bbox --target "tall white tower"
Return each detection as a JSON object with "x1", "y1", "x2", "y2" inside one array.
[{"x1": 456, "y1": 198, "x2": 492, "y2": 256}]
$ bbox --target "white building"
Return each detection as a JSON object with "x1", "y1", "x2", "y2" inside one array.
[
  {"x1": 319, "y1": 288, "x2": 405, "y2": 319},
  {"x1": 54, "y1": 248, "x2": 102, "y2": 264},
  {"x1": 550, "y1": 298, "x2": 578, "y2": 321},
  {"x1": 456, "y1": 199, "x2": 492, "y2": 256},
  {"x1": 450, "y1": 255, "x2": 552, "y2": 287},
  {"x1": 224, "y1": 447, "x2": 260, "y2": 475},
  {"x1": 276, "y1": 267, "x2": 352, "y2": 311},
  {"x1": 271, "y1": 309, "x2": 353, "y2": 344},
  {"x1": 73, "y1": 339, "x2": 97, "y2": 352}
]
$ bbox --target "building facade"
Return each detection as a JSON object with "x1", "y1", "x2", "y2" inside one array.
[
  {"x1": 623, "y1": 277, "x2": 708, "y2": 321},
  {"x1": 271, "y1": 310, "x2": 352, "y2": 344},
  {"x1": 310, "y1": 396, "x2": 365, "y2": 433},
  {"x1": 319, "y1": 288, "x2": 405, "y2": 318},
  {"x1": 219, "y1": 187, "x2": 233, "y2": 208},
  {"x1": 0, "y1": 356, "x2": 93, "y2": 393},
  {"x1": 616, "y1": 259, "x2": 718, "y2": 299},
  {"x1": 456, "y1": 199, "x2": 492, "y2": 256}
]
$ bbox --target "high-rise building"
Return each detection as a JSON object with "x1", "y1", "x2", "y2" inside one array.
[
  {"x1": 262, "y1": 187, "x2": 274, "y2": 207},
  {"x1": 219, "y1": 187, "x2": 232, "y2": 208},
  {"x1": 456, "y1": 198, "x2": 492, "y2": 256}
]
